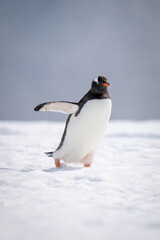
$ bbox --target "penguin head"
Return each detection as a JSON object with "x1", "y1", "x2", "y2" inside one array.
[{"x1": 91, "y1": 76, "x2": 110, "y2": 94}]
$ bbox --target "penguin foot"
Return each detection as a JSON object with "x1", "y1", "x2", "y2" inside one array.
[
  {"x1": 55, "y1": 159, "x2": 61, "y2": 168},
  {"x1": 84, "y1": 164, "x2": 91, "y2": 167}
]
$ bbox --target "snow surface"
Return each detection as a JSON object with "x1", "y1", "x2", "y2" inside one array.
[{"x1": 0, "y1": 120, "x2": 160, "y2": 240}]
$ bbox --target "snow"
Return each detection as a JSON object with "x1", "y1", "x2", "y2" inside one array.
[{"x1": 0, "y1": 120, "x2": 160, "y2": 240}]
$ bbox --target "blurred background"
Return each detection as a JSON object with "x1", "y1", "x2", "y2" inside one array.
[{"x1": 0, "y1": 0, "x2": 160, "y2": 121}]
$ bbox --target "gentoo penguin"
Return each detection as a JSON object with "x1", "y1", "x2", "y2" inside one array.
[{"x1": 34, "y1": 76, "x2": 112, "y2": 168}]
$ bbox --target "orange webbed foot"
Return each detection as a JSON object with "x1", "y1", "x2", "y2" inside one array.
[
  {"x1": 55, "y1": 159, "x2": 61, "y2": 168},
  {"x1": 84, "y1": 164, "x2": 91, "y2": 167}
]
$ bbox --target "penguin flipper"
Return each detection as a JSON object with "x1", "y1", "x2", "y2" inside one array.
[{"x1": 34, "y1": 101, "x2": 79, "y2": 114}]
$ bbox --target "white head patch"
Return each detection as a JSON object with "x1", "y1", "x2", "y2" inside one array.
[{"x1": 93, "y1": 76, "x2": 99, "y2": 83}]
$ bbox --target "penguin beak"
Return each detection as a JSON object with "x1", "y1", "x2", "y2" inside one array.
[{"x1": 103, "y1": 82, "x2": 110, "y2": 87}]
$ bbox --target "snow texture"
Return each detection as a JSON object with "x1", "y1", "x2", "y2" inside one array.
[{"x1": 0, "y1": 120, "x2": 160, "y2": 240}]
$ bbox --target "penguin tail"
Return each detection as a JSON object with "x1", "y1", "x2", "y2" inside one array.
[{"x1": 45, "y1": 151, "x2": 54, "y2": 157}]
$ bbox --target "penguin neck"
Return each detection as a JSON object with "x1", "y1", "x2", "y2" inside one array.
[
  {"x1": 79, "y1": 89, "x2": 110, "y2": 105},
  {"x1": 90, "y1": 88, "x2": 111, "y2": 100},
  {"x1": 103, "y1": 88, "x2": 111, "y2": 99}
]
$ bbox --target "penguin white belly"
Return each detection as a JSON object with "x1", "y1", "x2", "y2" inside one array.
[{"x1": 53, "y1": 99, "x2": 112, "y2": 163}]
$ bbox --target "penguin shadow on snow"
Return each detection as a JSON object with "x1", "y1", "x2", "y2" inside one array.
[
  {"x1": 0, "y1": 165, "x2": 83, "y2": 173},
  {"x1": 43, "y1": 163, "x2": 83, "y2": 172},
  {"x1": 0, "y1": 167, "x2": 34, "y2": 173},
  {"x1": 43, "y1": 164, "x2": 103, "y2": 182}
]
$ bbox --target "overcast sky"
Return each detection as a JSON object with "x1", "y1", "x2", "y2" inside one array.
[{"x1": 0, "y1": 0, "x2": 160, "y2": 121}]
